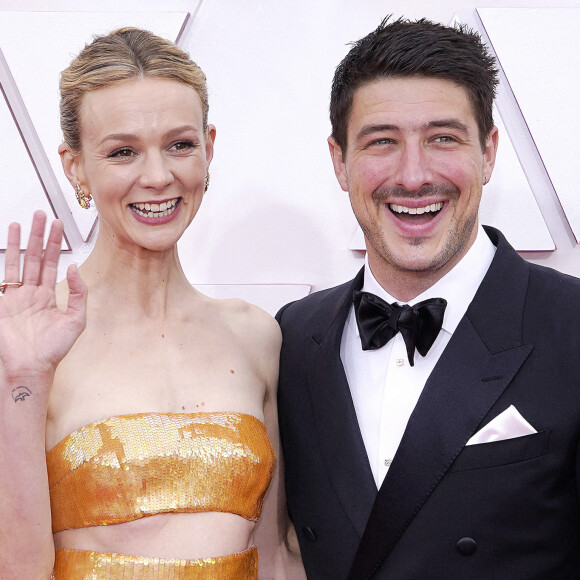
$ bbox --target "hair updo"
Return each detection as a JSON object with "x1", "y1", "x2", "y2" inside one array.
[{"x1": 59, "y1": 27, "x2": 209, "y2": 152}]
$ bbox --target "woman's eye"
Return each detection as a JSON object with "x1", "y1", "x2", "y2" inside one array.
[
  {"x1": 171, "y1": 141, "x2": 195, "y2": 152},
  {"x1": 109, "y1": 148, "x2": 134, "y2": 158}
]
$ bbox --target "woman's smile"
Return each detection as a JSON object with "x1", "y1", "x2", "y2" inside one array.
[{"x1": 129, "y1": 197, "x2": 182, "y2": 223}]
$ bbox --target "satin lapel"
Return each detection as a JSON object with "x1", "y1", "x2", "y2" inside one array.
[
  {"x1": 348, "y1": 227, "x2": 533, "y2": 579},
  {"x1": 306, "y1": 270, "x2": 377, "y2": 536}
]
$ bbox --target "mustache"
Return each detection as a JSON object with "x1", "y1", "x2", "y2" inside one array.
[{"x1": 372, "y1": 184, "x2": 460, "y2": 203}]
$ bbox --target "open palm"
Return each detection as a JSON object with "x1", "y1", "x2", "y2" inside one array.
[{"x1": 0, "y1": 212, "x2": 87, "y2": 377}]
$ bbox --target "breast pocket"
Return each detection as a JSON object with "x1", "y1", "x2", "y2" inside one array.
[{"x1": 450, "y1": 429, "x2": 551, "y2": 472}]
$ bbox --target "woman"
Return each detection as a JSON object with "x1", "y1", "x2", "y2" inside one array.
[{"x1": 0, "y1": 28, "x2": 303, "y2": 579}]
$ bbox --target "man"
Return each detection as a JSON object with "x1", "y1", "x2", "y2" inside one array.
[{"x1": 277, "y1": 17, "x2": 580, "y2": 579}]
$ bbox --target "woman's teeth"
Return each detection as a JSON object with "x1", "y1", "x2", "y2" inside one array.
[
  {"x1": 131, "y1": 198, "x2": 179, "y2": 218},
  {"x1": 389, "y1": 202, "x2": 443, "y2": 215}
]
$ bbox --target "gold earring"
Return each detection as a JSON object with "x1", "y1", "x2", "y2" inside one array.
[
  {"x1": 204, "y1": 171, "x2": 210, "y2": 193},
  {"x1": 74, "y1": 183, "x2": 92, "y2": 209}
]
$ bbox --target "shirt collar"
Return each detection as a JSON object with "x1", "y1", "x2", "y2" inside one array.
[{"x1": 362, "y1": 225, "x2": 496, "y2": 335}]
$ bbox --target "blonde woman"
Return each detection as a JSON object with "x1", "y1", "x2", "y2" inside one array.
[{"x1": 0, "y1": 28, "x2": 303, "y2": 579}]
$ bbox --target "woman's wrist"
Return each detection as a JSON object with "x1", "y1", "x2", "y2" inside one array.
[{"x1": 1, "y1": 363, "x2": 55, "y2": 392}]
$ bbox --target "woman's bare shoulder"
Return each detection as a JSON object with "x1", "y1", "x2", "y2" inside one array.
[{"x1": 207, "y1": 296, "x2": 281, "y2": 348}]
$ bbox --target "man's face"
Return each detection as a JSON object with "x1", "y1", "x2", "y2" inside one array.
[{"x1": 329, "y1": 76, "x2": 498, "y2": 297}]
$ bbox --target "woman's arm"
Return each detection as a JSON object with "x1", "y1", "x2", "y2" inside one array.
[
  {"x1": 0, "y1": 212, "x2": 87, "y2": 579},
  {"x1": 251, "y1": 312, "x2": 306, "y2": 579}
]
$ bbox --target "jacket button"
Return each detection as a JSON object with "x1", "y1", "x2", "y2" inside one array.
[
  {"x1": 456, "y1": 537, "x2": 477, "y2": 556},
  {"x1": 302, "y1": 526, "x2": 317, "y2": 541}
]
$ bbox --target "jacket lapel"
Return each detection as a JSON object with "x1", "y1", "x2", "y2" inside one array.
[
  {"x1": 348, "y1": 227, "x2": 534, "y2": 579},
  {"x1": 306, "y1": 269, "x2": 378, "y2": 536}
]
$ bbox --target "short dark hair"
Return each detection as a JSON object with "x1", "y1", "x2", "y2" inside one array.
[{"x1": 330, "y1": 16, "x2": 498, "y2": 154}]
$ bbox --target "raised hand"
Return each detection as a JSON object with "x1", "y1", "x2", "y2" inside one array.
[{"x1": 0, "y1": 211, "x2": 87, "y2": 381}]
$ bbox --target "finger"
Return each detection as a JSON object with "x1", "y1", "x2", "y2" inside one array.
[
  {"x1": 65, "y1": 264, "x2": 87, "y2": 328},
  {"x1": 21, "y1": 210, "x2": 47, "y2": 286},
  {"x1": 40, "y1": 220, "x2": 64, "y2": 290},
  {"x1": 4, "y1": 222, "x2": 21, "y2": 283}
]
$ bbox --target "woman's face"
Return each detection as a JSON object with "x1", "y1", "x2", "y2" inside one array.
[{"x1": 70, "y1": 77, "x2": 214, "y2": 253}]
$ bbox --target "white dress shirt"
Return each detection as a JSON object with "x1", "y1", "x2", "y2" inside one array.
[{"x1": 340, "y1": 226, "x2": 496, "y2": 489}]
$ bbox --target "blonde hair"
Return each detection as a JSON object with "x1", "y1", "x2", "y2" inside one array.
[{"x1": 59, "y1": 27, "x2": 209, "y2": 152}]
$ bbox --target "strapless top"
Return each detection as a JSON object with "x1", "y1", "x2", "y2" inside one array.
[{"x1": 46, "y1": 412, "x2": 276, "y2": 533}]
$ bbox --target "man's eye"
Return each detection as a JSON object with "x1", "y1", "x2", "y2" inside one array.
[{"x1": 434, "y1": 136, "x2": 456, "y2": 143}]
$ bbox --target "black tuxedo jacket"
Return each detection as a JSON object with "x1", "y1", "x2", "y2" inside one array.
[{"x1": 277, "y1": 227, "x2": 580, "y2": 579}]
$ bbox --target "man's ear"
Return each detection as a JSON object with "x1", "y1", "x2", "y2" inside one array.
[
  {"x1": 482, "y1": 125, "x2": 499, "y2": 182},
  {"x1": 58, "y1": 142, "x2": 85, "y2": 189},
  {"x1": 328, "y1": 136, "x2": 349, "y2": 192}
]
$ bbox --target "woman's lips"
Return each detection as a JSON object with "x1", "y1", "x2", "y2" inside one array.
[{"x1": 130, "y1": 197, "x2": 180, "y2": 218}]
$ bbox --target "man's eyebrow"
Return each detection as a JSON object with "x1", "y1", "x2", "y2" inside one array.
[
  {"x1": 355, "y1": 119, "x2": 470, "y2": 142},
  {"x1": 355, "y1": 124, "x2": 399, "y2": 141},
  {"x1": 425, "y1": 119, "x2": 470, "y2": 134}
]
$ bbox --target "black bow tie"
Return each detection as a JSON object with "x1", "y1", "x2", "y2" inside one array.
[{"x1": 353, "y1": 291, "x2": 447, "y2": 366}]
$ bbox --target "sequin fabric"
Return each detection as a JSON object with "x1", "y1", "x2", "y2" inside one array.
[
  {"x1": 52, "y1": 546, "x2": 258, "y2": 579},
  {"x1": 47, "y1": 412, "x2": 276, "y2": 532}
]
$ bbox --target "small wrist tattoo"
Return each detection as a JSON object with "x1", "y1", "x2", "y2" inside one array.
[{"x1": 12, "y1": 386, "x2": 32, "y2": 403}]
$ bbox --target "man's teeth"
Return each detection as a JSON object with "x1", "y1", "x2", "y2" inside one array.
[
  {"x1": 389, "y1": 202, "x2": 443, "y2": 215},
  {"x1": 131, "y1": 198, "x2": 179, "y2": 217}
]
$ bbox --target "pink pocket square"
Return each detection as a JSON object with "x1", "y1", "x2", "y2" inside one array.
[{"x1": 466, "y1": 405, "x2": 537, "y2": 446}]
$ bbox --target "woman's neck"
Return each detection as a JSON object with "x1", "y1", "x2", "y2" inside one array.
[{"x1": 77, "y1": 234, "x2": 195, "y2": 319}]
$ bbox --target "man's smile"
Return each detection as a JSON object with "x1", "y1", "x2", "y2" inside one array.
[{"x1": 388, "y1": 201, "x2": 443, "y2": 215}]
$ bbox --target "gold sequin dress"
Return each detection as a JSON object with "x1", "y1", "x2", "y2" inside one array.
[{"x1": 46, "y1": 412, "x2": 276, "y2": 579}]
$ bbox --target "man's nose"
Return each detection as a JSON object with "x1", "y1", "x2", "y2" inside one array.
[{"x1": 392, "y1": 143, "x2": 432, "y2": 192}]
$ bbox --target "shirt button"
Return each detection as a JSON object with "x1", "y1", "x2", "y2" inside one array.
[
  {"x1": 456, "y1": 537, "x2": 477, "y2": 556},
  {"x1": 396, "y1": 358, "x2": 404, "y2": 366},
  {"x1": 384, "y1": 459, "x2": 392, "y2": 467}
]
